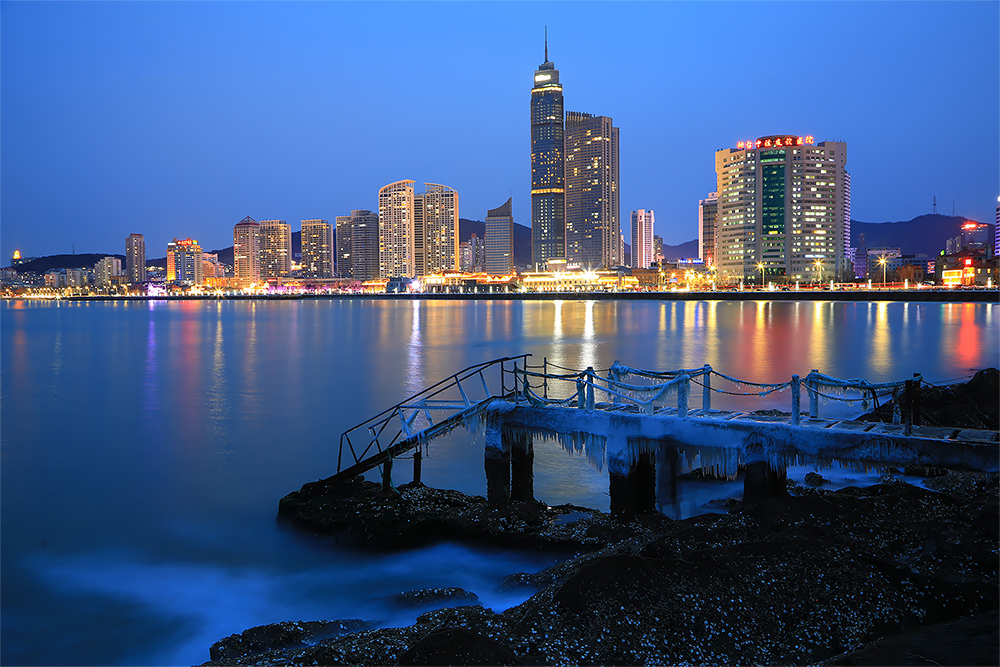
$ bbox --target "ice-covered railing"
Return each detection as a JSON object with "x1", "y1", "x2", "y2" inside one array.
[{"x1": 509, "y1": 361, "x2": 924, "y2": 433}]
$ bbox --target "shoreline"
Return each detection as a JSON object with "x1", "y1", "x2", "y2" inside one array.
[
  {"x1": 5, "y1": 289, "x2": 999, "y2": 303},
  {"x1": 202, "y1": 471, "x2": 999, "y2": 666}
]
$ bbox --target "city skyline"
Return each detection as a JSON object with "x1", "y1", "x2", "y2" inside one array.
[{"x1": 2, "y1": 2, "x2": 997, "y2": 265}]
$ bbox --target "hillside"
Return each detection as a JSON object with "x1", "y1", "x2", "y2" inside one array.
[
  {"x1": 11, "y1": 253, "x2": 126, "y2": 274},
  {"x1": 852, "y1": 214, "x2": 992, "y2": 257}
]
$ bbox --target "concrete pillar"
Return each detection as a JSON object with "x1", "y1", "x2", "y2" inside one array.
[
  {"x1": 655, "y1": 445, "x2": 680, "y2": 518},
  {"x1": 609, "y1": 446, "x2": 656, "y2": 519},
  {"x1": 743, "y1": 461, "x2": 787, "y2": 504},
  {"x1": 484, "y1": 428, "x2": 510, "y2": 509},
  {"x1": 413, "y1": 449, "x2": 422, "y2": 485},
  {"x1": 508, "y1": 430, "x2": 534, "y2": 503},
  {"x1": 382, "y1": 457, "x2": 393, "y2": 492}
]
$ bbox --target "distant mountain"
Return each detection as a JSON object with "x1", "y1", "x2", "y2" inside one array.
[
  {"x1": 852, "y1": 214, "x2": 992, "y2": 257},
  {"x1": 662, "y1": 240, "x2": 699, "y2": 262},
  {"x1": 12, "y1": 253, "x2": 126, "y2": 274}
]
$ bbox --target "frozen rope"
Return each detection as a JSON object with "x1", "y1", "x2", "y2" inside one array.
[
  {"x1": 710, "y1": 370, "x2": 793, "y2": 390},
  {"x1": 689, "y1": 376, "x2": 792, "y2": 397}
]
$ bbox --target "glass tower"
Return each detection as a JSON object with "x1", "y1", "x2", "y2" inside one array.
[{"x1": 530, "y1": 39, "x2": 564, "y2": 269}]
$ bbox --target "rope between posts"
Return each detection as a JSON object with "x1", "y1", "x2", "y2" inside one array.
[
  {"x1": 710, "y1": 370, "x2": 792, "y2": 390},
  {"x1": 545, "y1": 361, "x2": 613, "y2": 373},
  {"x1": 689, "y1": 376, "x2": 791, "y2": 397},
  {"x1": 803, "y1": 383, "x2": 896, "y2": 403}
]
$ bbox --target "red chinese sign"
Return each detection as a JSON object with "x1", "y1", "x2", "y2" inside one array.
[{"x1": 736, "y1": 135, "x2": 814, "y2": 150}]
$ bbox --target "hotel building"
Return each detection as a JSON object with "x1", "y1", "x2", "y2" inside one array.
[
  {"x1": 125, "y1": 233, "x2": 146, "y2": 284},
  {"x1": 714, "y1": 135, "x2": 850, "y2": 283},
  {"x1": 301, "y1": 219, "x2": 333, "y2": 278},
  {"x1": 485, "y1": 197, "x2": 515, "y2": 275},
  {"x1": 631, "y1": 209, "x2": 654, "y2": 269},
  {"x1": 166, "y1": 238, "x2": 204, "y2": 285},
  {"x1": 565, "y1": 112, "x2": 620, "y2": 268},
  {"x1": 698, "y1": 193, "x2": 718, "y2": 267},
  {"x1": 530, "y1": 41, "x2": 565, "y2": 268},
  {"x1": 259, "y1": 219, "x2": 292, "y2": 279},
  {"x1": 233, "y1": 217, "x2": 261, "y2": 286}
]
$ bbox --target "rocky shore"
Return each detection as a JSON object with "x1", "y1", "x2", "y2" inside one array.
[{"x1": 203, "y1": 466, "x2": 998, "y2": 666}]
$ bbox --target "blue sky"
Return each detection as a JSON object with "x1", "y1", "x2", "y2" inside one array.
[{"x1": 2, "y1": 1, "x2": 997, "y2": 262}]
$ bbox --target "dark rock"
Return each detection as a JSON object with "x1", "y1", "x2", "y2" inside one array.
[
  {"x1": 398, "y1": 627, "x2": 523, "y2": 666},
  {"x1": 389, "y1": 587, "x2": 480, "y2": 609},
  {"x1": 860, "y1": 367, "x2": 999, "y2": 430},
  {"x1": 804, "y1": 471, "x2": 829, "y2": 486},
  {"x1": 903, "y1": 465, "x2": 949, "y2": 477},
  {"x1": 208, "y1": 619, "x2": 374, "y2": 662},
  {"x1": 498, "y1": 572, "x2": 543, "y2": 593}
]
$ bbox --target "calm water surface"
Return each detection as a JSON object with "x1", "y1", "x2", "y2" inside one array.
[{"x1": 2, "y1": 298, "x2": 997, "y2": 665}]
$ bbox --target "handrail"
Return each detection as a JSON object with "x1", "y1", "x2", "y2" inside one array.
[{"x1": 336, "y1": 355, "x2": 529, "y2": 474}]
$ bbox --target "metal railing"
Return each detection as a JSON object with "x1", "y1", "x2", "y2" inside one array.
[
  {"x1": 335, "y1": 355, "x2": 530, "y2": 477},
  {"x1": 509, "y1": 361, "x2": 925, "y2": 433}
]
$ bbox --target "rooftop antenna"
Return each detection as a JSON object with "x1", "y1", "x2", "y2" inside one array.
[
  {"x1": 952, "y1": 199, "x2": 955, "y2": 215},
  {"x1": 933, "y1": 196, "x2": 936, "y2": 214},
  {"x1": 545, "y1": 26, "x2": 548, "y2": 62}
]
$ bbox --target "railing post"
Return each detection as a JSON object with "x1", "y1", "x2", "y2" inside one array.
[
  {"x1": 809, "y1": 370, "x2": 819, "y2": 419},
  {"x1": 576, "y1": 378, "x2": 585, "y2": 409},
  {"x1": 791, "y1": 375, "x2": 801, "y2": 426},
  {"x1": 678, "y1": 374, "x2": 689, "y2": 418},
  {"x1": 892, "y1": 388, "x2": 901, "y2": 425},
  {"x1": 912, "y1": 373, "x2": 922, "y2": 426},
  {"x1": 382, "y1": 457, "x2": 393, "y2": 492},
  {"x1": 586, "y1": 366, "x2": 595, "y2": 412},
  {"x1": 543, "y1": 357, "x2": 548, "y2": 400},
  {"x1": 608, "y1": 359, "x2": 622, "y2": 405},
  {"x1": 702, "y1": 365, "x2": 712, "y2": 412},
  {"x1": 904, "y1": 379, "x2": 914, "y2": 435}
]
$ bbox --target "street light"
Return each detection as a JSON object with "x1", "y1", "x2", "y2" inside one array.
[
  {"x1": 757, "y1": 262, "x2": 765, "y2": 288},
  {"x1": 878, "y1": 255, "x2": 888, "y2": 286},
  {"x1": 813, "y1": 259, "x2": 823, "y2": 285}
]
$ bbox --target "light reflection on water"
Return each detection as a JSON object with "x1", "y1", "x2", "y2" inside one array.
[{"x1": 1, "y1": 298, "x2": 997, "y2": 666}]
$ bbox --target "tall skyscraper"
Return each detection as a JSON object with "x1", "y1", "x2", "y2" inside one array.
[
  {"x1": 349, "y1": 210, "x2": 380, "y2": 281},
  {"x1": 698, "y1": 193, "x2": 718, "y2": 267},
  {"x1": 565, "y1": 111, "x2": 620, "y2": 268},
  {"x1": 630, "y1": 209, "x2": 654, "y2": 269},
  {"x1": 335, "y1": 214, "x2": 353, "y2": 278},
  {"x1": 259, "y1": 219, "x2": 292, "y2": 278},
  {"x1": 166, "y1": 238, "x2": 204, "y2": 285},
  {"x1": 125, "y1": 233, "x2": 146, "y2": 284},
  {"x1": 995, "y1": 196, "x2": 1000, "y2": 258},
  {"x1": 415, "y1": 184, "x2": 459, "y2": 275},
  {"x1": 233, "y1": 217, "x2": 261, "y2": 286},
  {"x1": 301, "y1": 219, "x2": 332, "y2": 278},
  {"x1": 530, "y1": 38, "x2": 565, "y2": 268},
  {"x1": 485, "y1": 197, "x2": 514, "y2": 275},
  {"x1": 715, "y1": 135, "x2": 849, "y2": 283},
  {"x1": 379, "y1": 180, "x2": 416, "y2": 278}
]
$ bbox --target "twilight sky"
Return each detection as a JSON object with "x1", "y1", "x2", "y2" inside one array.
[{"x1": 2, "y1": 1, "x2": 997, "y2": 263}]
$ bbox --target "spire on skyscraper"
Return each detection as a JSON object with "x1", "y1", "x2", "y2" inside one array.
[{"x1": 545, "y1": 26, "x2": 548, "y2": 63}]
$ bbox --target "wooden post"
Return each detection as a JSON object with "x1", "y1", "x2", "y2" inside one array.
[
  {"x1": 412, "y1": 448, "x2": 422, "y2": 485},
  {"x1": 904, "y1": 379, "x2": 913, "y2": 435},
  {"x1": 791, "y1": 375, "x2": 801, "y2": 426},
  {"x1": 611, "y1": 362, "x2": 622, "y2": 405},
  {"x1": 382, "y1": 457, "x2": 393, "y2": 492},
  {"x1": 892, "y1": 388, "x2": 902, "y2": 425},
  {"x1": 576, "y1": 379, "x2": 585, "y2": 409},
  {"x1": 912, "y1": 373, "x2": 922, "y2": 426},
  {"x1": 585, "y1": 367, "x2": 595, "y2": 411}
]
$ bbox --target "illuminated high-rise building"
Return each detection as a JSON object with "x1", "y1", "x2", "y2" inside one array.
[
  {"x1": 698, "y1": 193, "x2": 718, "y2": 267},
  {"x1": 259, "y1": 219, "x2": 292, "y2": 278},
  {"x1": 233, "y1": 216, "x2": 261, "y2": 286},
  {"x1": 530, "y1": 37, "x2": 565, "y2": 268},
  {"x1": 125, "y1": 233, "x2": 146, "y2": 284},
  {"x1": 715, "y1": 135, "x2": 849, "y2": 283},
  {"x1": 335, "y1": 215, "x2": 353, "y2": 278},
  {"x1": 995, "y1": 196, "x2": 1000, "y2": 257},
  {"x1": 348, "y1": 209, "x2": 380, "y2": 281},
  {"x1": 301, "y1": 219, "x2": 332, "y2": 278},
  {"x1": 94, "y1": 256, "x2": 122, "y2": 287},
  {"x1": 415, "y1": 184, "x2": 459, "y2": 275},
  {"x1": 485, "y1": 197, "x2": 514, "y2": 275},
  {"x1": 631, "y1": 209, "x2": 654, "y2": 269},
  {"x1": 166, "y1": 238, "x2": 204, "y2": 285},
  {"x1": 565, "y1": 112, "x2": 620, "y2": 268},
  {"x1": 379, "y1": 180, "x2": 416, "y2": 278}
]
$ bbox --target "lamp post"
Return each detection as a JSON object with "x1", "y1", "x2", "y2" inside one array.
[
  {"x1": 813, "y1": 259, "x2": 823, "y2": 286},
  {"x1": 757, "y1": 262, "x2": 765, "y2": 289},
  {"x1": 878, "y1": 255, "x2": 888, "y2": 287}
]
